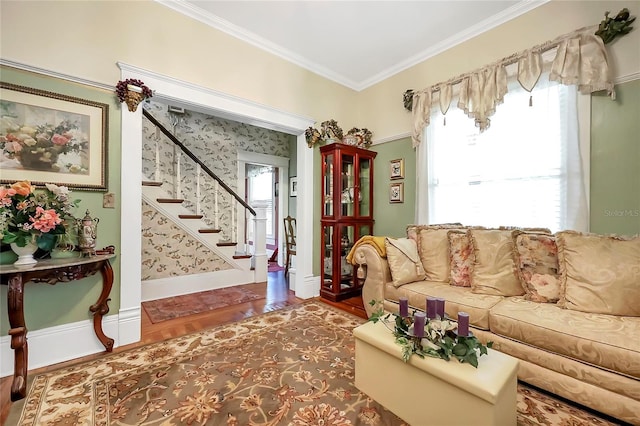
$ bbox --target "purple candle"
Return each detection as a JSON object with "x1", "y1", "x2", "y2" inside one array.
[
  {"x1": 436, "y1": 298, "x2": 445, "y2": 319},
  {"x1": 399, "y1": 298, "x2": 408, "y2": 317},
  {"x1": 413, "y1": 312, "x2": 426, "y2": 338},
  {"x1": 458, "y1": 312, "x2": 470, "y2": 337},
  {"x1": 426, "y1": 297, "x2": 436, "y2": 319}
]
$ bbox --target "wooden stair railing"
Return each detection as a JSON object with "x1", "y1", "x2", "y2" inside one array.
[
  {"x1": 142, "y1": 108, "x2": 269, "y2": 281},
  {"x1": 142, "y1": 108, "x2": 256, "y2": 217}
]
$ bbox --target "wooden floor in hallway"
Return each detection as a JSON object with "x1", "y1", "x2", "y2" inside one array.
[{"x1": 0, "y1": 270, "x2": 368, "y2": 424}]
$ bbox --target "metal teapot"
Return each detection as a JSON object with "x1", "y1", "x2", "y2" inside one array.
[{"x1": 76, "y1": 210, "x2": 99, "y2": 256}]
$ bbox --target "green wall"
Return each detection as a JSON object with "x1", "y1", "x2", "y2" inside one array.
[
  {"x1": 371, "y1": 137, "x2": 416, "y2": 237},
  {"x1": 590, "y1": 79, "x2": 640, "y2": 236},
  {"x1": 0, "y1": 66, "x2": 122, "y2": 334}
]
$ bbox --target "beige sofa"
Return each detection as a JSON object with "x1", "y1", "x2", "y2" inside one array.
[{"x1": 350, "y1": 225, "x2": 640, "y2": 424}]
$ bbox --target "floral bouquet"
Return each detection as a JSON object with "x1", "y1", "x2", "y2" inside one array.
[
  {"x1": 1, "y1": 118, "x2": 89, "y2": 173},
  {"x1": 368, "y1": 300, "x2": 492, "y2": 368},
  {"x1": 0, "y1": 180, "x2": 79, "y2": 251}
]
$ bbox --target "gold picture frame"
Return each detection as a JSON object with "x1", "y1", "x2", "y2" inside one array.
[
  {"x1": 0, "y1": 82, "x2": 109, "y2": 191},
  {"x1": 389, "y1": 182, "x2": 404, "y2": 203},
  {"x1": 390, "y1": 158, "x2": 404, "y2": 180}
]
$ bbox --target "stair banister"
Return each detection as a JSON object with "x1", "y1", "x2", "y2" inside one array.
[{"x1": 142, "y1": 108, "x2": 256, "y2": 217}]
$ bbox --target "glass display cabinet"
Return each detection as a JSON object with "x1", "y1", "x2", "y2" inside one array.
[{"x1": 320, "y1": 143, "x2": 377, "y2": 301}]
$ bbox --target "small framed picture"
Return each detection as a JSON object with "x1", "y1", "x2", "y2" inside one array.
[
  {"x1": 390, "y1": 158, "x2": 404, "y2": 180},
  {"x1": 389, "y1": 182, "x2": 404, "y2": 203},
  {"x1": 290, "y1": 176, "x2": 298, "y2": 197}
]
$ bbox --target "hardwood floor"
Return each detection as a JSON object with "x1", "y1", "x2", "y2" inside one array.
[{"x1": 0, "y1": 271, "x2": 367, "y2": 425}]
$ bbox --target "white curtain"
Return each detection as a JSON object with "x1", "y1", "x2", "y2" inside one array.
[{"x1": 421, "y1": 76, "x2": 588, "y2": 232}]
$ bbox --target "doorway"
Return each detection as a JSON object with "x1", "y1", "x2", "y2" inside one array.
[
  {"x1": 245, "y1": 163, "x2": 280, "y2": 266},
  {"x1": 236, "y1": 151, "x2": 290, "y2": 268}
]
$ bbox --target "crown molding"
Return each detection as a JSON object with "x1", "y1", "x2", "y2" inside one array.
[
  {"x1": 154, "y1": 0, "x2": 360, "y2": 90},
  {"x1": 155, "y1": 0, "x2": 549, "y2": 92},
  {"x1": 358, "y1": 1, "x2": 549, "y2": 90}
]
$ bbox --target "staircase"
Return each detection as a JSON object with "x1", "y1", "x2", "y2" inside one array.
[{"x1": 140, "y1": 109, "x2": 267, "y2": 301}]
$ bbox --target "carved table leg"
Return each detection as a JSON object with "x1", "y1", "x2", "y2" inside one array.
[
  {"x1": 7, "y1": 274, "x2": 28, "y2": 401},
  {"x1": 89, "y1": 260, "x2": 114, "y2": 352}
]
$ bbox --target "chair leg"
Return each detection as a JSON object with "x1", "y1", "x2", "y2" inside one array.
[{"x1": 285, "y1": 252, "x2": 290, "y2": 276}]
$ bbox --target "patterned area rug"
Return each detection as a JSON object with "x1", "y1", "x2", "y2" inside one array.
[
  {"x1": 11, "y1": 302, "x2": 623, "y2": 425},
  {"x1": 142, "y1": 285, "x2": 264, "y2": 323}
]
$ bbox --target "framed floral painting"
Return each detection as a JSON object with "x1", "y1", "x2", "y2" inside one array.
[
  {"x1": 390, "y1": 182, "x2": 404, "y2": 203},
  {"x1": 0, "y1": 82, "x2": 108, "y2": 191},
  {"x1": 390, "y1": 158, "x2": 404, "y2": 180}
]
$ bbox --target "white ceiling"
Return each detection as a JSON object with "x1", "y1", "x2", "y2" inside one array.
[{"x1": 158, "y1": 0, "x2": 548, "y2": 91}]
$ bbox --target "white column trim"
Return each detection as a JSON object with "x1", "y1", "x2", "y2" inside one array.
[{"x1": 293, "y1": 134, "x2": 318, "y2": 299}]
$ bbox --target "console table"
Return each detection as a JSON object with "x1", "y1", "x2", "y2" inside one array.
[{"x1": 0, "y1": 254, "x2": 115, "y2": 401}]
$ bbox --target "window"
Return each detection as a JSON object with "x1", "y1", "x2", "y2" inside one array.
[
  {"x1": 421, "y1": 78, "x2": 588, "y2": 232},
  {"x1": 248, "y1": 167, "x2": 275, "y2": 239}
]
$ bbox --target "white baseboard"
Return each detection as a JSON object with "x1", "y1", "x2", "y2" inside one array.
[
  {"x1": 1, "y1": 314, "x2": 127, "y2": 378},
  {"x1": 141, "y1": 269, "x2": 256, "y2": 302},
  {"x1": 118, "y1": 306, "x2": 142, "y2": 346},
  {"x1": 296, "y1": 275, "x2": 320, "y2": 299}
]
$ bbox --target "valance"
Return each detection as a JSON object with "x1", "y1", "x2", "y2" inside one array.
[{"x1": 411, "y1": 27, "x2": 614, "y2": 147}]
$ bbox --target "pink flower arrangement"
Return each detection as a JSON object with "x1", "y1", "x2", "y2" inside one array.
[
  {"x1": 0, "y1": 180, "x2": 79, "y2": 250},
  {"x1": 30, "y1": 207, "x2": 62, "y2": 233}
]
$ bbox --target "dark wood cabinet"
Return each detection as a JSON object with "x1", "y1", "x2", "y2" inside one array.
[{"x1": 320, "y1": 143, "x2": 377, "y2": 301}]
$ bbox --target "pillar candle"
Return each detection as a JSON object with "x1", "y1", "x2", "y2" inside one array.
[
  {"x1": 399, "y1": 298, "x2": 408, "y2": 317},
  {"x1": 413, "y1": 312, "x2": 426, "y2": 338},
  {"x1": 436, "y1": 298, "x2": 445, "y2": 319},
  {"x1": 426, "y1": 297, "x2": 436, "y2": 319},
  {"x1": 458, "y1": 312, "x2": 470, "y2": 337}
]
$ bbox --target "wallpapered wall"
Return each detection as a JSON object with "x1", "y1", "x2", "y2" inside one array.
[
  {"x1": 141, "y1": 201, "x2": 231, "y2": 280},
  {"x1": 142, "y1": 102, "x2": 295, "y2": 279}
]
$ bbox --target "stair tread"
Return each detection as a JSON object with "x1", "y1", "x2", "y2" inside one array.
[
  {"x1": 179, "y1": 214, "x2": 204, "y2": 219},
  {"x1": 217, "y1": 241, "x2": 237, "y2": 247},
  {"x1": 198, "y1": 229, "x2": 222, "y2": 233},
  {"x1": 142, "y1": 181, "x2": 163, "y2": 186},
  {"x1": 232, "y1": 254, "x2": 252, "y2": 259},
  {"x1": 157, "y1": 198, "x2": 184, "y2": 203}
]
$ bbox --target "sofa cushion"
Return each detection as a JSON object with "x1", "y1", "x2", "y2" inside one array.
[
  {"x1": 417, "y1": 225, "x2": 466, "y2": 282},
  {"x1": 448, "y1": 230, "x2": 474, "y2": 287},
  {"x1": 469, "y1": 229, "x2": 525, "y2": 297},
  {"x1": 385, "y1": 237, "x2": 426, "y2": 288},
  {"x1": 490, "y1": 297, "x2": 640, "y2": 378},
  {"x1": 512, "y1": 231, "x2": 560, "y2": 303},
  {"x1": 385, "y1": 281, "x2": 503, "y2": 330},
  {"x1": 556, "y1": 231, "x2": 640, "y2": 316}
]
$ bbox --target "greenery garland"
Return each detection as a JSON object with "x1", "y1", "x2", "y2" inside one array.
[{"x1": 368, "y1": 300, "x2": 493, "y2": 368}]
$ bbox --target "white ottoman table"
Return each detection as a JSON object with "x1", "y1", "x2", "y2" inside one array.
[{"x1": 353, "y1": 320, "x2": 519, "y2": 426}]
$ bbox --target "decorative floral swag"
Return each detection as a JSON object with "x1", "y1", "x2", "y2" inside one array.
[{"x1": 406, "y1": 9, "x2": 635, "y2": 147}]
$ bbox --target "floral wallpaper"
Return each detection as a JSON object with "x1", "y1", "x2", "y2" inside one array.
[
  {"x1": 142, "y1": 101, "x2": 293, "y2": 241},
  {"x1": 141, "y1": 200, "x2": 232, "y2": 281}
]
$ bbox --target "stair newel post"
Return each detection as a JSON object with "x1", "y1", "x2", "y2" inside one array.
[
  {"x1": 214, "y1": 181, "x2": 220, "y2": 230},
  {"x1": 196, "y1": 163, "x2": 202, "y2": 215},
  {"x1": 252, "y1": 203, "x2": 268, "y2": 282}
]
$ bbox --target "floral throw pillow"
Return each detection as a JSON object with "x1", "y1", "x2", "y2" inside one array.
[
  {"x1": 513, "y1": 231, "x2": 560, "y2": 303},
  {"x1": 448, "y1": 230, "x2": 474, "y2": 287}
]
